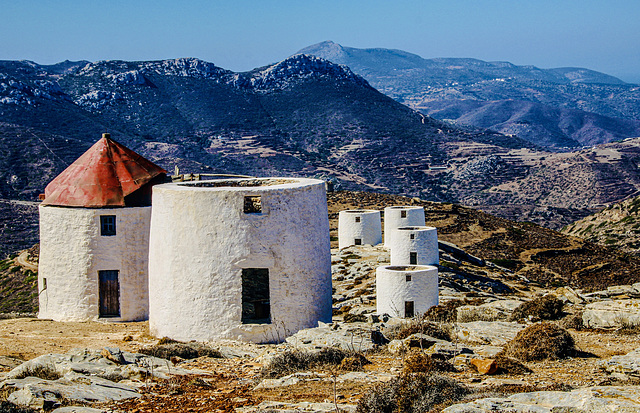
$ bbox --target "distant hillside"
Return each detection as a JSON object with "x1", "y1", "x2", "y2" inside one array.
[
  {"x1": 562, "y1": 194, "x2": 640, "y2": 254},
  {"x1": 0, "y1": 55, "x2": 532, "y2": 203},
  {"x1": 299, "y1": 41, "x2": 640, "y2": 149}
]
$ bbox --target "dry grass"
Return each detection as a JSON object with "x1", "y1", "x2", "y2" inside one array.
[
  {"x1": 356, "y1": 372, "x2": 470, "y2": 413},
  {"x1": 139, "y1": 339, "x2": 222, "y2": 360},
  {"x1": 260, "y1": 348, "x2": 368, "y2": 378},
  {"x1": 509, "y1": 295, "x2": 564, "y2": 322},
  {"x1": 402, "y1": 352, "x2": 457, "y2": 374},
  {"x1": 503, "y1": 322, "x2": 577, "y2": 362}
]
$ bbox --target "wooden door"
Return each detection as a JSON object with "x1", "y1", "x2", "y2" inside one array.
[{"x1": 99, "y1": 270, "x2": 120, "y2": 317}]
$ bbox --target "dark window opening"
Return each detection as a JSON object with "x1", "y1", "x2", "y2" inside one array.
[
  {"x1": 410, "y1": 252, "x2": 417, "y2": 265},
  {"x1": 42, "y1": 278, "x2": 47, "y2": 290},
  {"x1": 401, "y1": 210, "x2": 407, "y2": 218},
  {"x1": 355, "y1": 216, "x2": 361, "y2": 223},
  {"x1": 405, "y1": 301, "x2": 415, "y2": 318},
  {"x1": 244, "y1": 196, "x2": 262, "y2": 213},
  {"x1": 406, "y1": 274, "x2": 412, "y2": 282},
  {"x1": 242, "y1": 268, "x2": 270, "y2": 324},
  {"x1": 354, "y1": 238, "x2": 362, "y2": 246},
  {"x1": 100, "y1": 215, "x2": 116, "y2": 236},
  {"x1": 410, "y1": 234, "x2": 415, "y2": 240},
  {"x1": 99, "y1": 270, "x2": 120, "y2": 317}
]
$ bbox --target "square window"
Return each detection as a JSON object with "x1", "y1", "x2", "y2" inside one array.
[
  {"x1": 410, "y1": 234, "x2": 415, "y2": 240},
  {"x1": 355, "y1": 216, "x2": 361, "y2": 223},
  {"x1": 401, "y1": 210, "x2": 407, "y2": 218},
  {"x1": 100, "y1": 215, "x2": 116, "y2": 236},
  {"x1": 244, "y1": 196, "x2": 262, "y2": 213},
  {"x1": 406, "y1": 274, "x2": 412, "y2": 282},
  {"x1": 354, "y1": 238, "x2": 362, "y2": 246}
]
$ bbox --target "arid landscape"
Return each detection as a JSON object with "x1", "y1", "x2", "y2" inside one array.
[{"x1": 0, "y1": 192, "x2": 639, "y2": 412}]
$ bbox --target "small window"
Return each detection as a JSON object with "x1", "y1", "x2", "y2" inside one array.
[
  {"x1": 42, "y1": 278, "x2": 47, "y2": 290},
  {"x1": 355, "y1": 216, "x2": 361, "y2": 223},
  {"x1": 405, "y1": 301, "x2": 415, "y2": 318},
  {"x1": 354, "y1": 238, "x2": 362, "y2": 246},
  {"x1": 401, "y1": 210, "x2": 407, "y2": 218},
  {"x1": 100, "y1": 215, "x2": 116, "y2": 236},
  {"x1": 410, "y1": 234, "x2": 415, "y2": 240},
  {"x1": 410, "y1": 252, "x2": 417, "y2": 265},
  {"x1": 244, "y1": 196, "x2": 262, "y2": 213},
  {"x1": 406, "y1": 274, "x2": 412, "y2": 282}
]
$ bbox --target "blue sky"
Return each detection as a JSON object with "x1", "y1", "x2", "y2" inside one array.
[{"x1": 2, "y1": 0, "x2": 639, "y2": 82}]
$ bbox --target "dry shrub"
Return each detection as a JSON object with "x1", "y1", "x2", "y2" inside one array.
[
  {"x1": 0, "y1": 401, "x2": 38, "y2": 413},
  {"x1": 422, "y1": 300, "x2": 466, "y2": 323},
  {"x1": 494, "y1": 353, "x2": 532, "y2": 374},
  {"x1": 509, "y1": 295, "x2": 564, "y2": 322},
  {"x1": 559, "y1": 312, "x2": 585, "y2": 330},
  {"x1": 340, "y1": 353, "x2": 371, "y2": 371},
  {"x1": 503, "y1": 322, "x2": 577, "y2": 362},
  {"x1": 402, "y1": 352, "x2": 456, "y2": 374},
  {"x1": 140, "y1": 340, "x2": 222, "y2": 360},
  {"x1": 261, "y1": 347, "x2": 351, "y2": 378},
  {"x1": 343, "y1": 313, "x2": 367, "y2": 323},
  {"x1": 356, "y1": 373, "x2": 470, "y2": 413},
  {"x1": 13, "y1": 363, "x2": 61, "y2": 381},
  {"x1": 385, "y1": 319, "x2": 451, "y2": 341}
]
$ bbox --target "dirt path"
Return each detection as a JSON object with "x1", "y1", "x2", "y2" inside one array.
[{"x1": 0, "y1": 318, "x2": 155, "y2": 362}]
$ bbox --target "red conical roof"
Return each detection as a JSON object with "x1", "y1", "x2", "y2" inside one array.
[{"x1": 43, "y1": 134, "x2": 167, "y2": 207}]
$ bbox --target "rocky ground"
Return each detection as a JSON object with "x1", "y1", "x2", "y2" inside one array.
[
  {"x1": 0, "y1": 241, "x2": 639, "y2": 412},
  {"x1": 1, "y1": 192, "x2": 640, "y2": 411}
]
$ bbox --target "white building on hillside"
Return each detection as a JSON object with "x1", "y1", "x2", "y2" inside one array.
[
  {"x1": 338, "y1": 209, "x2": 382, "y2": 249},
  {"x1": 383, "y1": 206, "x2": 425, "y2": 246},
  {"x1": 147, "y1": 178, "x2": 332, "y2": 343},
  {"x1": 38, "y1": 134, "x2": 166, "y2": 322}
]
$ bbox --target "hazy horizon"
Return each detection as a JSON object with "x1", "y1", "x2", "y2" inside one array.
[{"x1": 2, "y1": 0, "x2": 639, "y2": 83}]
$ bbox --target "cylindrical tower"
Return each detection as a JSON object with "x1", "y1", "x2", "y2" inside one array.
[
  {"x1": 337, "y1": 210, "x2": 382, "y2": 249},
  {"x1": 148, "y1": 178, "x2": 332, "y2": 343},
  {"x1": 389, "y1": 226, "x2": 439, "y2": 266},
  {"x1": 38, "y1": 206, "x2": 151, "y2": 321},
  {"x1": 376, "y1": 265, "x2": 439, "y2": 318},
  {"x1": 383, "y1": 206, "x2": 425, "y2": 246},
  {"x1": 37, "y1": 134, "x2": 166, "y2": 322}
]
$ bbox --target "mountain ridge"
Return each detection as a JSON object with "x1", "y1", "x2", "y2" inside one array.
[{"x1": 298, "y1": 41, "x2": 640, "y2": 149}]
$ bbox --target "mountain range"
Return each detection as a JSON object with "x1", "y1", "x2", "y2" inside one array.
[
  {"x1": 2, "y1": 46, "x2": 640, "y2": 257},
  {"x1": 299, "y1": 41, "x2": 640, "y2": 150}
]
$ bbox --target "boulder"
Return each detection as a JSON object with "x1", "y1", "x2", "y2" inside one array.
[
  {"x1": 470, "y1": 358, "x2": 497, "y2": 375},
  {"x1": 600, "y1": 347, "x2": 640, "y2": 379},
  {"x1": 285, "y1": 323, "x2": 374, "y2": 352},
  {"x1": 237, "y1": 401, "x2": 356, "y2": 412},
  {"x1": 443, "y1": 386, "x2": 640, "y2": 412},
  {"x1": 582, "y1": 299, "x2": 640, "y2": 328},
  {"x1": 549, "y1": 286, "x2": 586, "y2": 304},
  {"x1": 456, "y1": 300, "x2": 524, "y2": 322},
  {"x1": 5, "y1": 373, "x2": 140, "y2": 409},
  {"x1": 455, "y1": 321, "x2": 526, "y2": 346},
  {"x1": 4, "y1": 348, "x2": 199, "y2": 382}
]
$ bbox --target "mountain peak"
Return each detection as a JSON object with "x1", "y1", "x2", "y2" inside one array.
[
  {"x1": 247, "y1": 53, "x2": 369, "y2": 92},
  {"x1": 298, "y1": 41, "x2": 348, "y2": 62}
]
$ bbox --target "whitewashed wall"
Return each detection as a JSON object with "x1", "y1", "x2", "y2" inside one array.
[
  {"x1": 337, "y1": 210, "x2": 382, "y2": 249},
  {"x1": 148, "y1": 178, "x2": 332, "y2": 343},
  {"x1": 38, "y1": 206, "x2": 151, "y2": 322},
  {"x1": 389, "y1": 226, "x2": 439, "y2": 266},
  {"x1": 376, "y1": 265, "x2": 439, "y2": 318},
  {"x1": 383, "y1": 206, "x2": 425, "y2": 246}
]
